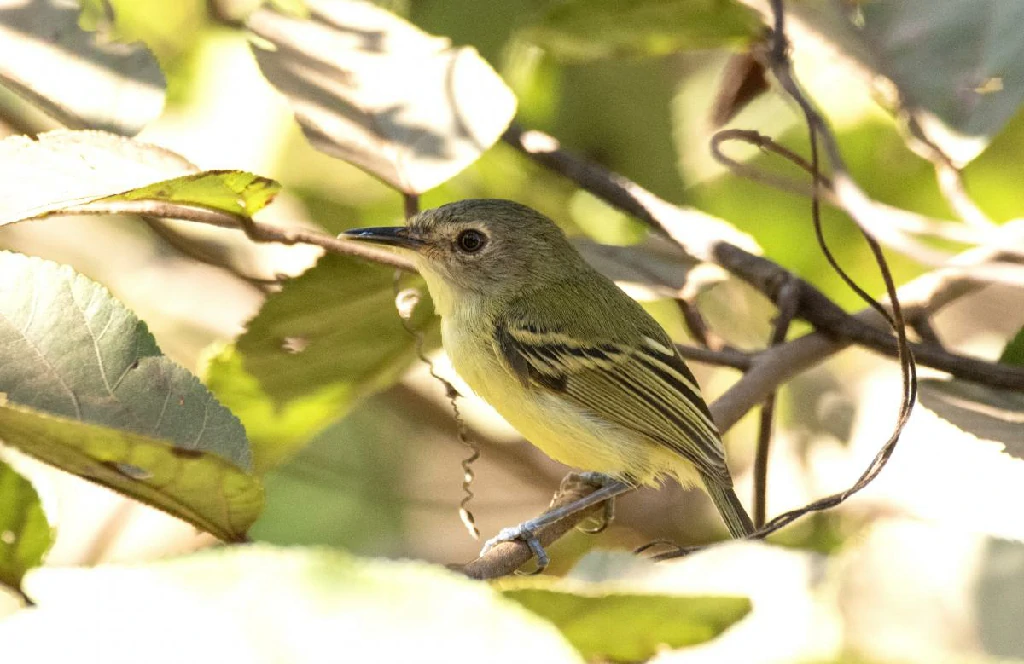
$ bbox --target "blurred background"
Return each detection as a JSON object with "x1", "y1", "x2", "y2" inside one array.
[{"x1": 2, "y1": 1, "x2": 1024, "y2": 661}]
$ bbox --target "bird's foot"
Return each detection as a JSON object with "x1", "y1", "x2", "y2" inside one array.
[
  {"x1": 480, "y1": 522, "x2": 549, "y2": 574},
  {"x1": 566, "y1": 472, "x2": 618, "y2": 535},
  {"x1": 479, "y1": 474, "x2": 632, "y2": 574}
]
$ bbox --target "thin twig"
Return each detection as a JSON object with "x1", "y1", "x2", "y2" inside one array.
[
  {"x1": 753, "y1": 278, "x2": 800, "y2": 527},
  {"x1": 53, "y1": 200, "x2": 416, "y2": 271}
]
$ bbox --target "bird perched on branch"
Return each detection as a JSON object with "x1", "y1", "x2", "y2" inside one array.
[{"x1": 345, "y1": 199, "x2": 753, "y2": 569}]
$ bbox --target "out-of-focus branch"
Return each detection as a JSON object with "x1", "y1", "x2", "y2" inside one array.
[{"x1": 752, "y1": 279, "x2": 800, "y2": 527}]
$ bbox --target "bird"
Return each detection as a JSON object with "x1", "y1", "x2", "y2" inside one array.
[{"x1": 344, "y1": 199, "x2": 753, "y2": 567}]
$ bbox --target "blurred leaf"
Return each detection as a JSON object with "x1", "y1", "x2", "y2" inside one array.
[
  {"x1": 0, "y1": 0, "x2": 164, "y2": 135},
  {"x1": 105, "y1": 170, "x2": 281, "y2": 216},
  {"x1": 522, "y1": 0, "x2": 762, "y2": 62},
  {"x1": 0, "y1": 251, "x2": 251, "y2": 469},
  {"x1": 860, "y1": 0, "x2": 1024, "y2": 165},
  {"x1": 0, "y1": 403, "x2": 262, "y2": 541},
  {"x1": 206, "y1": 254, "x2": 439, "y2": 472},
  {"x1": 783, "y1": 0, "x2": 1024, "y2": 165},
  {"x1": 3, "y1": 546, "x2": 584, "y2": 663},
  {"x1": 573, "y1": 234, "x2": 714, "y2": 302},
  {"x1": 1000, "y1": 327, "x2": 1024, "y2": 366},
  {"x1": 919, "y1": 378, "x2": 1024, "y2": 458},
  {"x1": 499, "y1": 578, "x2": 751, "y2": 661},
  {"x1": 0, "y1": 460, "x2": 52, "y2": 591},
  {"x1": 247, "y1": 0, "x2": 517, "y2": 194},
  {"x1": 976, "y1": 538, "x2": 1024, "y2": 659},
  {"x1": 0, "y1": 130, "x2": 195, "y2": 225}
]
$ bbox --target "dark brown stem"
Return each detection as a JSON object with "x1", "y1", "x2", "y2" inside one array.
[{"x1": 752, "y1": 278, "x2": 801, "y2": 527}]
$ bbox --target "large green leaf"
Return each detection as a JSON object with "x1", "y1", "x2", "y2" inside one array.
[
  {"x1": 0, "y1": 251, "x2": 251, "y2": 469},
  {"x1": 0, "y1": 460, "x2": 52, "y2": 592},
  {"x1": 206, "y1": 253, "x2": 439, "y2": 473},
  {"x1": 522, "y1": 0, "x2": 762, "y2": 62},
  {"x1": 2, "y1": 546, "x2": 584, "y2": 663},
  {"x1": 498, "y1": 578, "x2": 750, "y2": 661},
  {"x1": 0, "y1": 252, "x2": 261, "y2": 540},
  {"x1": 0, "y1": 403, "x2": 262, "y2": 542}
]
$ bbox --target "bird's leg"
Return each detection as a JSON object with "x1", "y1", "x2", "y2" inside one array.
[
  {"x1": 480, "y1": 473, "x2": 632, "y2": 573},
  {"x1": 574, "y1": 472, "x2": 617, "y2": 534}
]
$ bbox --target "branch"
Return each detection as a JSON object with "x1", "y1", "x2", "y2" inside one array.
[
  {"x1": 57, "y1": 200, "x2": 416, "y2": 271},
  {"x1": 503, "y1": 125, "x2": 1024, "y2": 392}
]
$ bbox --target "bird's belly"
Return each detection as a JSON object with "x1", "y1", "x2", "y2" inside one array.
[{"x1": 443, "y1": 319, "x2": 660, "y2": 480}]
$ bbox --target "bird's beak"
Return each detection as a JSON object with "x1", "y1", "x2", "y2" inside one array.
[{"x1": 342, "y1": 226, "x2": 425, "y2": 250}]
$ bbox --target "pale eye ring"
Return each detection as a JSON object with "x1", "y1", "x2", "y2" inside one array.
[{"x1": 456, "y1": 229, "x2": 487, "y2": 253}]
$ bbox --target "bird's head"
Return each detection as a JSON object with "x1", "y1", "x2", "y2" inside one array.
[{"x1": 343, "y1": 199, "x2": 580, "y2": 312}]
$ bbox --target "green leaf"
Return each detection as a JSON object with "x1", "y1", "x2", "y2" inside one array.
[
  {"x1": 499, "y1": 578, "x2": 751, "y2": 661},
  {"x1": 0, "y1": 251, "x2": 251, "y2": 470},
  {"x1": 104, "y1": 170, "x2": 281, "y2": 217},
  {"x1": 206, "y1": 254, "x2": 439, "y2": 473},
  {"x1": 522, "y1": 0, "x2": 762, "y2": 62},
  {"x1": 4, "y1": 546, "x2": 584, "y2": 663},
  {"x1": 0, "y1": 252, "x2": 261, "y2": 540},
  {"x1": 1000, "y1": 328, "x2": 1024, "y2": 366},
  {"x1": 247, "y1": 0, "x2": 517, "y2": 193},
  {"x1": 0, "y1": 403, "x2": 262, "y2": 542},
  {"x1": 0, "y1": 460, "x2": 52, "y2": 592}
]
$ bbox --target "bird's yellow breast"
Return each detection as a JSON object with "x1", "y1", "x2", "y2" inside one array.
[{"x1": 440, "y1": 311, "x2": 699, "y2": 487}]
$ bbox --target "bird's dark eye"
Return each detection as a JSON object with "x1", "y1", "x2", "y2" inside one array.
[{"x1": 456, "y1": 229, "x2": 487, "y2": 253}]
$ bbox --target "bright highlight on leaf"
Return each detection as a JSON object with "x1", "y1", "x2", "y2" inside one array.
[
  {"x1": 0, "y1": 130, "x2": 194, "y2": 225},
  {"x1": 498, "y1": 577, "x2": 751, "y2": 661},
  {"x1": 919, "y1": 378, "x2": 1024, "y2": 457},
  {"x1": 0, "y1": 460, "x2": 52, "y2": 593},
  {"x1": 0, "y1": 0, "x2": 165, "y2": 135},
  {"x1": 3, "y1": 546, "x2": 584, "y2": 663},
  {"x1": 0, "y1": 130, "x2": 283, "y2": 226},
  {"x1": 247, "y1": 0, "x2": 517, "y2": 194}
]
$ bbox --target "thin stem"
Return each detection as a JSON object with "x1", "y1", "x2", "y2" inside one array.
[{"x1": 752, "y1": 278, "x2": 801, "y2": 527}]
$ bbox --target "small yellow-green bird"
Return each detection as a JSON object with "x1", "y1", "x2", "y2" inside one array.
[{"x1": 345, "y1": 199, "x2": 753, "y2": 564}]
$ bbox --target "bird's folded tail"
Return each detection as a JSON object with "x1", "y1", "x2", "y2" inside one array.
[{"x1": 702, "y1": 475, "x2": 755, "y2": 538}]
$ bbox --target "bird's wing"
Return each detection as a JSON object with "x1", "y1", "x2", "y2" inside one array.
[{"x1": 495, "y1": 315, "x2": 729, "y2": 481}]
